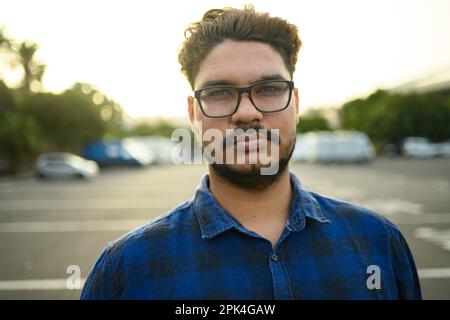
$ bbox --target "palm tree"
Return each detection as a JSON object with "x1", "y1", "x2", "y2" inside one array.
[
  {"x1": 0, "y1": 28, "x2": 46, "y2": 95},
  {"x1": 0, "y1": 28, "x2": 11, "y2": 49},
  {"x1": 17, "y1": 42, "x2": 46, "y2": 94}
]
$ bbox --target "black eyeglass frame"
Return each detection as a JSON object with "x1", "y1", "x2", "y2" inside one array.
[{"x1": 194, "y1": 79, "x2": 295, "y2": 118}]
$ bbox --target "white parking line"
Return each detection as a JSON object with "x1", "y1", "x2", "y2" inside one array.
[
  {"x1": 418, "y1": 268, "x2": 450, "y2": 279},
  {"x1": 0, "y1": 268, "x2": 448, "y2": 291},
  {"x1": 1, "y1": 213, "x2": 450, "y2": 233},
  {"x1": 414, "y1": 227, "x2": 450, "y2": 251},
  {"x1": 0, "y1": 219, "x2": 150, "y2": 233},
  {"x1": 0, "y1": 198, "x2": 177, "y2": 211},
  {"x1": 391, "y1": 213, "x2": 450, "y2": 225},
  {"x1": 359, "y1": 198, "x2": 424, "y2": 215},
  {"x1": 0, "y1": 278, "x2": 86, "y2": 290}
]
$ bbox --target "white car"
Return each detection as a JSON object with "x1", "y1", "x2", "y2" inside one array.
[
  {"x1": 292, "y1": 131, "x2": 375, "y2": 163},
  {"x1": 436, "y1": 140, "x2": 450, "y2": 157},
  {"x1": 402, "y1": 137, "x2": 439, "y2": 158},
  {"x1": 291, "y1": 135, "x2": 308, "y2": 162},
  {"x1": 36, "y1": 153, "x2": 99, "y2": 179},
  {"x1": 131, "y1": 136, "x2": 175, "y2": 165}
]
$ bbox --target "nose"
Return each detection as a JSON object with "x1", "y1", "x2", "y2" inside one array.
[{"x1": 230, "y1": 93, "x2": 263, "y2": 124}]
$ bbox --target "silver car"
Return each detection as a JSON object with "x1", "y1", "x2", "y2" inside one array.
[{"x1": 36, "y1": 153, "x2": 99, "y2": 179}]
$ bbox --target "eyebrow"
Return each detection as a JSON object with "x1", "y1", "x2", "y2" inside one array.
[{"x1": 199, "y1": 74, "x2": 288, "y2": 89}]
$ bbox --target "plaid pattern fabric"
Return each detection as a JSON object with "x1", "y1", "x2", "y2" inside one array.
[{"x1": 81, "y1": 173, "x2": 422, "y2": 300}]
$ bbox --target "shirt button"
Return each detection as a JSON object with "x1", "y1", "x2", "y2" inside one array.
[{"x1": 271, "y1": 254, "x2": 279, "y2": 262}]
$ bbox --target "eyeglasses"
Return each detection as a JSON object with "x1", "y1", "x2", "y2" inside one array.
[{"x1": 194, "y1": 79, "x2": 294, "y2": 118}]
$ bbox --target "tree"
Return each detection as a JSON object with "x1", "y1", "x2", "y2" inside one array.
[
  {"x1": 339, "y1": 89, "x2": 450, "y2": 147},
  {"x1": 16, "y1": 42, "x2": 46, "y2": 95},
  {"x1": 0, "y1": 108, "x2": 41, "y2": 174},
  {"x1": 70, "y1": 82, "x2": 124, "y2": 135},
  {"x1": 124, "y1": 118, "x2": 184, "y2": 138},
  {"x1": 296, "y1": 114, "x2": 331, "y2": 133},
  {"x1": 22, "y1": 89, "x2": 106, "y2": 152},
  {"x1": 0, "y1": 31, "x2": 125, "y2": 175},
  {"x1": 0, "y1": 28, "x2": 46, "y2": 95},
  {"x1": 0, "y1": 80, "x2": 16, "y2": 112}
]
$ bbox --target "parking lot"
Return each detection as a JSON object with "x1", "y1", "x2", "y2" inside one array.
[{"x1": 0, "y1": 157, "x2": 449, "y2": 299}]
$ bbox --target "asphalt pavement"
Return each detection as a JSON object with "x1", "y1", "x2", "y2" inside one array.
[{"x1": 0, "y1": 157, "x2": 449, "y2": 299}]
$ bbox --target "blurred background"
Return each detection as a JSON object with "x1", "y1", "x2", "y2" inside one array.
[{"x1": 0, "y1": 0, "x2": 449, "y2": 299}]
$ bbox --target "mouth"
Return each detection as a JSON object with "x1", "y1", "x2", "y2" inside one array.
[
  {"x1": 222, "y1": 128, "x2": 278, "y2": 153},
  {"x1": 234, "y1": 132, "x2": 268, "y2": 152}
]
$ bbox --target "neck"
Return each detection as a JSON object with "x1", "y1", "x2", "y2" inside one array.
[{"x1": 208, "y1": 166, "x2": 292, "y2": 247}]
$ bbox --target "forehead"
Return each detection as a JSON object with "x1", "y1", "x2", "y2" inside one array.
[{"x1": 194, "y1": 40, "x2": 290, "y2": 89}]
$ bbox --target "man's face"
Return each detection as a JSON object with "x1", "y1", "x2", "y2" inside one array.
[{"x1": 188, "y1": 40, "x2": 299, "y2": 188}]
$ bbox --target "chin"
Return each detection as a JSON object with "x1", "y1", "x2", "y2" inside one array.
[
  {"x1": 211, "y1": 161, "x2": 286, "y2": 190},
  {"x1": 225, "y1": 163, "x2": 261, "y2": 174}
]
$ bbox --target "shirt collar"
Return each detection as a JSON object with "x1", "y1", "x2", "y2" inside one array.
[
  {"x1": 289, "y1": 173, "x2": 330, "y2": 230},
  {"x1": 193, "y1": 172, "x2": 330, "y2": 240}
]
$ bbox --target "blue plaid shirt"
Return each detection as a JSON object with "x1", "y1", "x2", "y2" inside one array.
[{"x1": 81, "y1": 173, "x2": 422, "y2": 300}]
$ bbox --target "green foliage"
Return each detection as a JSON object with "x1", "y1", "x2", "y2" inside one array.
[
  {"x1": 0, "y1": 81, "x2": 42, "y2": 173},
  {"x1": 123, "y1": 119, "x2": 185, "y2": 138},
  {"x1": 0, "y1": 109, "x2": 42, "y2": 173},
  {"x1": 0, "y1": 27, "x2": 12, "y2": 49},
  {"x1": 0, "y1": 31, "x2": 127, "y2": 174},
  {"x1": 21, "y1": 89, "x2": 108, "y2": 152},
  {"x1": 0, "y1": 79, "x2": 125, "y2": 174},
  {"x1": 296, "y1": 114, "x2": 331, "y2": 133},
  {"x1": 0, "y1": 28, "x2": 45, "y2": 95},
  {"x1": 0, "y1": 81, "x2": 16, "y2": 112},
  {"x1": 340, "y1": 90, "x2": 450, "y2": 145}
]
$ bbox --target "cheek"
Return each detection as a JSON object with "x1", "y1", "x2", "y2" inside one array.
[
  {"x1": 195, "y1": 119, "x2": 228, "y2": 143},
  {"x1": 276, "y1": 113, "x2": 297, "y2": 151},
  {"x1": 285, "y1": 108, "x2": 298, "y2": 135},
  {"x1": 193, "y1": 102, "x2": 203, "y2": 121},
  {"x1": 272, "y1": 111, "x2": 297, "y2": 138}
]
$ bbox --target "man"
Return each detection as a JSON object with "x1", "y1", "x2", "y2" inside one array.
[{"x1": 81, "y1": 5, "x2": 421, "y2": 300}]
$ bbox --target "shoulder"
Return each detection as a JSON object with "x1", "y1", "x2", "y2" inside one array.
[
  {"x1": 308, "y1": 191, "x2": 403, "y2": 240},
  {"x1": 104, "y1": 199, "x2": 195, "y2": 261},
  {"x1": 81, "y1": 200, "x2": 196, "y2": 299},
  {"x1": 305, "y1": 191, "x2": 422, "y2": 299}
]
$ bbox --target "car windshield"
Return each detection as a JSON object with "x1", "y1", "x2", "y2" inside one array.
[{"x1": 39, "y1": 153, "x2": 84, "y2": 163}]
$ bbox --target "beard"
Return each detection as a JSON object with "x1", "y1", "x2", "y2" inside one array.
[{"x1": 210, "y1": 126, "x2": 296, "y2": 190}]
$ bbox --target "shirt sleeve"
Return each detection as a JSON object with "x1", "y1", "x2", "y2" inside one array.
[
  {"x1": 390, "y1": 227, "x2": 422, "y2": 300},
  {"x1": 80, "y1": 244, "x2": 116, "y2": 300}
]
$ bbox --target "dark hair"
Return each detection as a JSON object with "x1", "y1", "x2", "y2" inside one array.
[{"x1": 178, "y1": 5, "x2": 302, "y2": 89}]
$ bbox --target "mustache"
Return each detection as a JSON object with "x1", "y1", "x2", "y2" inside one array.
[{"x1": 222, "y1": 126, "x2": 279, "y2": 149}]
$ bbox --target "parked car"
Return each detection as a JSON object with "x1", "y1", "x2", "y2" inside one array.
[
  {"x1": 291, "y1": 134, "x2": 308, "y2": 162},
  {"x1": 402, "y1": 137, "x2": 439, "y2": 158},
  {"x1": 292, "y1": 131, "x2": 375, "y2": 163},
  {"x1": 36, "y1": 153, "x2": 99, "y2": 179},
  {"x1": 131, "y1": 136, "x2": 175, "y2": 165},
  {"x1": 436, "y1": 140, "x2": 450, "y2": 157},
  {"x1": 83, "y1": 139, "x2": 154, "y2": 167}
]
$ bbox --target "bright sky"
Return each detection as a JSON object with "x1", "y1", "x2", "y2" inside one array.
[{"x1": 1, "y1": 0, "x2": 450, "y2": 118}]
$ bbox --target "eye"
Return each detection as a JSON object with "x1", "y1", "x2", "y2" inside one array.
[
  {"x1": 259, "y1": 86, "x2": 281, "y2": 92},
  {"x1": 208, "y1": 89, "x2": 231, "y2": 96},
  {"x1": 201, "y1": 88, "x2": 235, "y2": 100},
  {"x1": 254, "y1": 83, "x2": 287, "y2": 95}
]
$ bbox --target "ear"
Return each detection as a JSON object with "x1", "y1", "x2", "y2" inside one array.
[
  {"x1": 293, "y1": 88, "x2": 299, "y2": 115},
  {"x1": 187, "y1": 96, "x2": 195, "y2": 130},
  {"x1": 293, "y1": 88, "x2": 300, "y2": 123}
]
